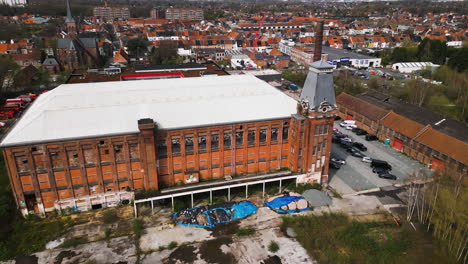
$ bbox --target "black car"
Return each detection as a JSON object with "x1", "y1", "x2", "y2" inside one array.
[
  {"x1": 365, "y1": 134, "x2": 378, "y2": 141},
  {"x1": 329, "y1": 160, "x2": 341, "y2": 169},
  {"x1": 333, "y1": 132, "x2": 347, "y2": 138},
  {"x1": 340, "y1": 141, "x2": 353, "y2": 149},
  {"x1": 332, "y1": 135, "x2": 341, "y2": 143},
  {"x1": 372, "y1": 166, "x2": 389, "y2": 174},
  {"x1": 347, "y1": 147, "x2": 365, "y2": 158},
  {"x1": 378, "y1": 173, "x2": 397, "y2": 180},
  {"x1": 371, "y1": 159, "x2": 392, "y2": 171},
  {"x1": 353, "y1": 128, "x2": 368, "y2": 135},
  {"x1": 352, "y1": 142, "x2": 367, "y2": 151}
]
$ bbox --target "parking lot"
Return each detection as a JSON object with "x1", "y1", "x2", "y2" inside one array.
[{"x1": 328, "y1": 121, "x2": 430, "y2": 195}]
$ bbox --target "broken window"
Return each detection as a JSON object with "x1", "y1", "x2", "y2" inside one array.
[
  {"x1": 114, "y1": 144, "x2": 125, "y2": 162},
  {"x1": 271, "y1": 128, "x2": 278, "y2": 142},
  {"x1": 211, "y1": 134, "x2": 219, "y2": 150},
  {"x1": 224, "y1": 132, "x2": 232, "y2": 149},
  {"x1": 282, "y1": 127, "x2": 289, "y2": 141},
  {"x1": 172, "y1": 137, "x2": 181, "y2": 154},
  {"x1": 236, "y1": 131, "x2": 244, "y2": 147},
  {"x1": 198, "y1": 135, "x2": 207, "y2": 151},
  {"x1": 259, "y1": 128, "x2": 267, "y2": 144},
  {"x1": 185, "y1": 136, "x2": 194, "y2": 154},
  {"x1": 247, "y1": 130, "x2": 255, "y2": 145},
  {"x1": 157, "y1": 140, "x2": 167, "y2": 157}
]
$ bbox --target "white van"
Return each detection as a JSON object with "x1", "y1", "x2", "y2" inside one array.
[{"x1": 339, "y1": 120, "x2": 356, "y2": 127}]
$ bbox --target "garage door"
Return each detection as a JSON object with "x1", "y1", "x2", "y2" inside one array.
[
  {"x1": 431, "y1": 157, "x2": 444, "y2": 172},
  {"x1": 346, "y1": 114, "x2": 354, "y2": 120},
  {"x1": 392, "y1": 138, "x2": 403, "y2": 151}
]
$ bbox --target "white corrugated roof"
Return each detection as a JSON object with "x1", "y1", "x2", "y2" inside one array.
[{"x1": 1, "y1": 75, "x2": 298, "y2": 147}]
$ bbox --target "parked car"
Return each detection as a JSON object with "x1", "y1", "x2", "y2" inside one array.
[
  {"x1": 352, "y1": 142, "x2": 367, "y2": 151},
  {"x1": 372, "y1": 166, "x2": 389, "y2": 174},
  {"x1": 340, "y1": 141, "x2": 353, "y2": 149},
  {"x1": 362, "y1": 157, "x2": 372, "y2": 163},
  {"x1": 371, "y1": 159, "x2": 392, "y2": 171},
  {"x1": 333, "y1": 132, "x2": 347, "y2": 138},
  {"x1": 365, "y1": 134, "x2": 378, "y2": 141},
  {"x1": 378, "y1": 173, "x2": 397, "y2": 180},
  {"x1": 331, "y1": 157, "x2": 346, "y2": 165},
  {"x1": 345, "y1": 124, "x2": 357, "y2": 130},
  {"x1": 347, "y1": 147, "x2": 365, "y2": 158},
  {"x1": 332, "y1": 135, "x2": 340, "y2": 143},
  {"x1": 352, "y1": 128, "x2": 368, "y2": 135},
  {"x1": 329, "y1": 160, "x2": 341, "y2": 169},
  {"x1": 340, "y1": 120, "x2": 356, "y2": 127},
  {"x1": 340, "y1": 137, "x2": 352, "y2": 143}
]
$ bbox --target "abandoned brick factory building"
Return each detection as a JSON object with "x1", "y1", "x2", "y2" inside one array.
[{"x1": 1, "y1": 63, "x2": 337, "y2": 216}]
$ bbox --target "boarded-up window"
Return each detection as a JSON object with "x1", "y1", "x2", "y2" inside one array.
[
  {"x1": 50, "y1": 151, "x2": 63, "y2": 169},
  {"x1": 114, "y1": 144, "x2": 125, "y2": 162},
  {"x1": 83, "y1": 148, "x2": 96, "y2": 166},
  {"x1": 15, "y1": 156, "x2": 29, "y2": 173},
  {"x1": 34, "y1": 154, "x2": 47, "y2": 172},
  {"x1": 129, "y1": 144, "x2": 139, "y2": 159},
  {"x1": 67, "y1": 150, "x2": 79, "y2": 168}
]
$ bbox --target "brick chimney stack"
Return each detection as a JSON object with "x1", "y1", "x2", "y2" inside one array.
[{"x1": 313, "y1": 21, "x2": 324, "y2": 62}]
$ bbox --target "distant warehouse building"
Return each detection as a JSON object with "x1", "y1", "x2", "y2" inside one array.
[
  {"x1": 1, "y1": 63, "x2": 338, "y2": 216},
  {"x1": 165, "y1": 8, "x2": 204, "y2": 21},
  {"x1": 391, "y1": 62, "x2": 440, "y2": 73},
  {"x1": 336, "y1": 91, "x2": 467, "y2": 181}
]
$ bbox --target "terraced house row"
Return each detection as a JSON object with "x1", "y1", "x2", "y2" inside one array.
[
  {"x1": 336, "y1": 91, "x2": 468, "y2": 182},
  {"x1": 1, "y1": 61, "x2": 338, "y2": 216}
]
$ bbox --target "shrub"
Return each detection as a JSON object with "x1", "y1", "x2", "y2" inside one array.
[
  {"x1": 102, "y1": 209, "x2": 119, "y2": 224},
  {"x1": 132, "y1": 218, "x2": 144, "y2": 239},
  {"x1": 173, "y1": 199, "x2": 187, "y2": 212},
  {"x1": 61, "y1": 237, "x2": 87, "y2": 248},
  {"x1": 104, "y1": 228, "x2": 112, "y2": 239},
  {"x1": 268, "y1": 241, "x2": 280, "y2": 253},
  {"x1": 167, "y1": 241, "x2": 178, "y2": 249},
  {"x1": 279, "y1": 167, "x2": 290, "y2": 171},
  {"x1": 236, "y1": 226, "x2": 255, "y2": 236}
]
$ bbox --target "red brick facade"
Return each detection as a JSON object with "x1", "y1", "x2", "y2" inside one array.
[{"x1": 2, "y1": 109, "x2": 335, "y2": 216}]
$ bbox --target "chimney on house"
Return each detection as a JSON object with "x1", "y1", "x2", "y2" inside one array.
[{"x1": 313, "y1": 21, "x2": 324, "y2": 62}]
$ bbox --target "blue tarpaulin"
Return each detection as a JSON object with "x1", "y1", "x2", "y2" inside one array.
[
  {"x1": 173, "y1": 201, "x2": 258, "y2": 228},
  {"x1": 265, "y1": 194, "x2": 311, "y2": 214}
]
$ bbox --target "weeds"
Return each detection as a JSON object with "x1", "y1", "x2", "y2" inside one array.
[
  {"x1": 236, "y1": 226, "x2": 255, "y2": 236},
  {"x1": 281, "y1": 213, "x2": 410, "y2": 264},
  {"x1": 102, "y1": 209, "x2": 119, "y2": 224},
  {"x1": 287, "y1": 182, "x2": 322, "y2": 193},
  {"x1": 61, "y1": 237, "x2": 87, "y2": 248},
  {"x1": 268, "y1": 241, "x2": 280, "y2": 253},
  {"x1": 167, "y1": 241, "x2": 178, "y2": 249}
]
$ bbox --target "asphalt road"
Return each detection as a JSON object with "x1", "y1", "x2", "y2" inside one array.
[{"x1": 329, "y1": 121, "x2": 429, "y2": 195}]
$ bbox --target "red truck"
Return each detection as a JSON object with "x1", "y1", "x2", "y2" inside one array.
[{"x1": 5, "y1": 99, "x2": 27, "y2": 109}]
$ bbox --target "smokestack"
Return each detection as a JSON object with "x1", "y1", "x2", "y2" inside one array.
[{"x1": 313, "y1": 21, "x2": 324, "y2": 62}]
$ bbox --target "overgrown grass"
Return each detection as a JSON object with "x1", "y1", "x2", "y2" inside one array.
[
  {"x1": 281, "y1": 213, "x2": 410, "y2": 264},
  {"x1": 102, "y1": 209, "x2": 119, "y2": 224},
  {"x1": 268, "y1": 241, "x2": 280, "y2": 253},
  {"x1": 236, "y1": 226, "x2": 255, "y2": 236}
]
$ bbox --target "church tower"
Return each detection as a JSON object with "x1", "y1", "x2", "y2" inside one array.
[
  {"x1": 290, "y1": 21, "x2": 337, "y2": 186},
  {"x1": 65, "y1": 0, "x2": 77, "y2": 37}
]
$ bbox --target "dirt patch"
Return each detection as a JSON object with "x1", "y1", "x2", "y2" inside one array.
[
  {"x1": 199, "y1": 237, "x2": 235, "y2": 264},
  {"x1": 14, "y1": 255, "x2": 38, "y2": 264},
  {"x1": 54, "y1": 250, "x2": 77, "y2": 264},
  {"x1": 207, "y1": 220, "x2": 240, "y2": 237},
  {"x1": 261, "y1": 255, "x2": 282, "y2": 264},
  {"x1": 165, "y1": 244, "x2": 198, "y2": 263}
]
